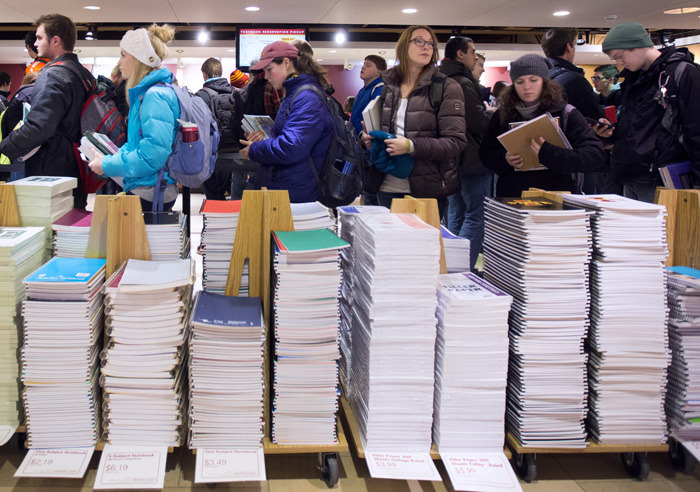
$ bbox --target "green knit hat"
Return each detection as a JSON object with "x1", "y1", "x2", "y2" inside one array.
[{"x1": 602, "y1": 22, "x2": 654, "y2": 52}]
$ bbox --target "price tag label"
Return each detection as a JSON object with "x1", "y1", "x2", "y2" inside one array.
[
  {"x1": 440, "y1": 452, "x2": 522, "y2": 492},
  {"x1": 93, "y1": 444, "x2": 167, "y2": 490},
  {"x1": 0, "y1": 426, "x2": 14, "y2": 446},
  {"x1": 678, "y1": 438, "x2": 700, "y2": 463},
  {"x1": 194, "y1": 447, "x2": 266, "y2": 483},
  {"x1": 15, "y1": 447, "x2": 95, "y2": 478},
  {"x1": 365, "y1": 451, "x2": 441, "y2": 481}
]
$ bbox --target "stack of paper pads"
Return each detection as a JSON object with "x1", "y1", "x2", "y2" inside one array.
[
  {"x1": 433, "y1": 272, "x2": 512, "y2": 451},
  {"x1": 350, "y1": 213, "x2": 441, "y2": 451},
  {"x1": 21, "y1": 257, "x2": 106, "y2": 448},
  {"x1": 199, "y1": 200, "x2": 244, "y2": 295},
  {"x1": 188, "y1": 292, "x2": 265, "y2": 448},
  {"x1": 483, "y1": 197, "x2": 591, "y2": 448},
  {"x1": 271, "y1": 229, "x2": 349, "y2": 444},
  {"x1": 100, "y1": 259, "x2": 193, "y2": 446},
  {"x1": 665, "y1": 266, "x2": 700, "y2": 441},
  {"x1": 563, "y1": 194, "x2": 669, "y2": 444},
  {"x1": 0, "y1": 227, "x2": 46, "y2": 430}
]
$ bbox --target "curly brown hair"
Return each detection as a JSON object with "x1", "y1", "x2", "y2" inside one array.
[{"x1": 499, "y1": 78, "x2": 565, "y2": 123}]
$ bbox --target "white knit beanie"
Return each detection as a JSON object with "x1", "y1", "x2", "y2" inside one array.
[{"x1": 120, "y1": 29, "x2": 161, "y2": 68}]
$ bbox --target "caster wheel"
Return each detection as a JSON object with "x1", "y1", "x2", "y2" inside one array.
[
  {"x1": 513, "y1": 452, "x2": 537, "y2": 482},
  {"x1": 669, "y1": 440, "x2": 696, "y2": 475},
  {"x1": 621, "y1": 452, "x2": 650, "y2": 480},
  {"x1": 320, "y1": 452, "x2": 339, "y2": 488}
]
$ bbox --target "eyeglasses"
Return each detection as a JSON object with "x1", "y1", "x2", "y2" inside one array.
[
  {"x1": 590, "y1": 76, "x2": 609, "y2": 81},
  {"x1": 609, "y1": 50, "x2": 627, "y2": 62},
  {"x1": 410, "y1": 38, "x2": 437, "y2": 49}
]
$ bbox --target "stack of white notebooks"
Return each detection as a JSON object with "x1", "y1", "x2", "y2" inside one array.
[
  {"x1": 52, "y1": 209, "x2": 92, "y2": 258},
  {"x1": 562, "y1": 194, "x2": 670, "y2": 444},
  {"x1": 483, "y1": 197, "x2": 591, "y2": 448},
  {"x1": 143, "y1": 211, "x2": 189, "y2": 261},
  {"x1": 433, "y1": 272, "x2": 512, "y2": 451},
  {"x1": 335, "y1": 205, "x2": 389, "y2": 395},
  {"x1": 13, "y1": 176, "x2": 77, "y2": 256},
  {"x1": 665, "y1": 267, "x2": 700, "y2": 441},
  {"x1": 0, "y1": 227, "x2": 46, "y2": 430},
  {"x1": 188, "y1": 292, "x2": 265, "y2": 448},
  {"x1": 350, "y1": 213, "x2": 441, "y2": 452},
  {"x1": 21, "y1": 257, "x2": 107, "y2": 448},
  {"x1": 199, "y1": 200, "x2": 245, "y2": 295},
  {"x1": 441, "y1": 226, "x2": 471, "y2": 273},
  {"x1": 290, "y1": 202, "x2": 335, "y2": 231},
  {"x1": 100, "y1": 259, "x2": 193, "y2": 447},
  {"x1": 271, "y1": 228, "x2": 349, "y2": 444}
]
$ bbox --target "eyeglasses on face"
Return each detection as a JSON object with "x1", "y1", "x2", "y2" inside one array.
[
  {"x1": 590, "y1": 76, "x2": 610, "y2": 81},
  {"x1": 609, "y1": 50, "x2": 627, "y2": 62},
  {"x1": 410, "y1": 37, "x2": 437, "y2": 49}
]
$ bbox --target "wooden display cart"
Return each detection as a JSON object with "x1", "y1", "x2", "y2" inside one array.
[
  {"x1": 505, "y1": 432, "x2": 669, "y2": 482},
  {"x1": 220, "y1": 189, "x2": 349, "y2": 487}
]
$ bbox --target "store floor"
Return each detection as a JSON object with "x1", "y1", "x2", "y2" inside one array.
[{"x1": 3, "y1": 192, "x2": 696, "y2": 490}]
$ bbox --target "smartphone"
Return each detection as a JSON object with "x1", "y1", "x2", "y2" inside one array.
[{"x1": 585, "y1": 117, "x2": 613, "y2": 129}]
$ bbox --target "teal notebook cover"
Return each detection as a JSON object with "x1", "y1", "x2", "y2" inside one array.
[
  {"x1": 668, "y1": 266, "x2": 700, "y2": 279},
  {"x1": 24, "y1": 257, "x2": 106, "y2": 282},
  {"x1": 273, "y1": 229, "x2": 349, "y2": 253}
]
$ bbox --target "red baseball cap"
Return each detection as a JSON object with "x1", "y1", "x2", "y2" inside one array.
[{"x1": 251, "y1": 41, "x2": 299, "y2": 71}]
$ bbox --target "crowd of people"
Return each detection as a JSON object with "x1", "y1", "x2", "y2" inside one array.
[{"x1": 0, "y1": 14, "x2": 698, "y2": 266}]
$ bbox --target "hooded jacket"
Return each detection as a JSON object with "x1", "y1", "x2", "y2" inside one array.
[
  {"x1": 248, "y1": 73, "x2": 334, "y2": 203},
  {"x1": 439, "y1": 58, "x2": 492, "y2": 175},
  {"x1": 480, "y1": 100, "x2": 606, "y2": 197},
  {"x1": 0, "y1": 54, "x2": 91, "y2": 181},
  {"x1": 366, "y1": 65, "x2": 467, "y2": 198},
  {"x1": 610, "y1": 46, "x2": 700, "y2": 182},
  {"x1": 101, "y1": 68, "x2": 180, "y2": 193},
  {"x1": 548, "y1": 56, "x2": 605, "y2": 120}
]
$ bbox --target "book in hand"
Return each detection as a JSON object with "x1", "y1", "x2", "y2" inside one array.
[
  {"x1": 497, "y1": 113, "x2": 572, "y2": 171},
  {"x1": 659, "y1": 161, "x2": 695, "y2": 189},
  {"x1": 362, "y1": 97, "x2": 381, "y2": 133},
  {"x1": 79, "y1": 131, "x2": 120, "y2": 161},
  {"x1": 241, "y1": 115, "x2": 275, "y2": 139}
]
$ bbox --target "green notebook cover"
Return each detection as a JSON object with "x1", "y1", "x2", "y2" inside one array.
[{"x1": 273, "y1": 228, "x2": 349, "y2": 253}]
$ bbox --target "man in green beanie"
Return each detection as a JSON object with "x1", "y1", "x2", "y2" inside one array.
[{"x1": 595, "y1": 21, "x2": 700, "y2": 202}]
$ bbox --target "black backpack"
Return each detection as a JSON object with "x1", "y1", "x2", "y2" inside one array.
[
  {"x1": 200, "y1": 87, "x2": 237, "y2": 146},
  {"x1": 287, "y1": 84, "x2": 365, "y2": 208}
]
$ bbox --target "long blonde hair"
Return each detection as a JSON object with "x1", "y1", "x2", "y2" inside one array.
[{"x1": 125, "y1": 24, "x2": 175, "y2": 105}]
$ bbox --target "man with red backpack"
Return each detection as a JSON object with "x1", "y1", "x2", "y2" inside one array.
[{"x1": 0, "y1": 13, "x2": 92, "y2": 208}]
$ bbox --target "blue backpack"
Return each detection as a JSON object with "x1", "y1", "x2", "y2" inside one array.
[{"x1": 144, "y1": 82, "x2": 220, "y2": 210}]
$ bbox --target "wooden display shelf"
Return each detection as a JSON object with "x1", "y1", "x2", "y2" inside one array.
[
  {"x1": 262, "y1": 423, "x2": 349, "y2": 455},
  {"x1": 339, "y1": 395, "x2": 511, "y2": 460},
  {"x1": 505, "y1": 431, "x2": 668, "y2": 455}
]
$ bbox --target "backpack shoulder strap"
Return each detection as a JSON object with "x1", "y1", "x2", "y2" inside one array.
[
  {"x1": 47, "y1": 60, "x2": 95, "y2": 94},
  {"x1": 549, "y1": 66, "x2": 567, "y2": 80},
  {"x1": 286, "y1": 83, "x2": 330, "y2": 117},
  {"x1": 370, "y1": 82, "x2": 384, "y2": 99},
  {"x1": 429, "y1": 71, "x2": 447, "y2": 112},
  {"x1": 561, "y1": 104, "x2": 575, "y2": 133}
]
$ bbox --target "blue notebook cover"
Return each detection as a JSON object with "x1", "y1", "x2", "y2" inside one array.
[
  {"x1": 668, "y1": 266, "x2": 700, "y2": 279},
  {"x1": 192, "y1": 291, "x2": 263, "y2": 327},
  {"x1": 24, "y1": 257, "x2": 106, "y2": 283}
]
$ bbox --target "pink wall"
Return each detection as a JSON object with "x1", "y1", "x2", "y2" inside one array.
[
  {"x1": 0, "y1": 64, "x2": 28, "y2": 97},
  {"x1": 323, "y1": 64, "x2": 364, "y2": 106},
  {"x1": 480, "y1": 67, "x2": 511, "y2": 92}
]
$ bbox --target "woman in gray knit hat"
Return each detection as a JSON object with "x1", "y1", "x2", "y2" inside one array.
[{"x1": 479, "y1": 54, "x2": 606, "y2": 197}]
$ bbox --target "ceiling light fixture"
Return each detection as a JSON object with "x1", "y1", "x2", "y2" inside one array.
[
  {"x1": 84, "y1": 5, "x2": 101, "y2": 10},
  {"x1": 402, "y1": 8, "x2": 418, "y2": 14},
  {"x1": 198, "y1": 29, "x2": 210, "y2": 43},
  {"x1": 664, "y1": 7, "x2": 700, "y2": 14},
  {"x1": 335, "y1": 31, "x2": 347, "y2": 44},
  {"x1": 245, "y1": 6, "x2": 260, "y2": 11},
  {"x1": 576, "y1": 32, "x2": 585, "y2": 45},
  {"x1": 553, "y1": 11, "x2": 570, "y2": 16},
  {"x1": 329, "y1": 50, "x2": 337, "y2": 53}
]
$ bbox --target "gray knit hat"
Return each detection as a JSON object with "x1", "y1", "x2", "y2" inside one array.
[
  {"x1": 602, "y1": 22, "x2": 653, "y2": 52},
  {"x1": 509, "y1": 54, "x2": 551, "y2": 82}
]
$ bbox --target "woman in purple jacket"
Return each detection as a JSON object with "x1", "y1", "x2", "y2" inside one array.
[{"x1": 239, "y1": 41, "x2": 333, "y2": 203}]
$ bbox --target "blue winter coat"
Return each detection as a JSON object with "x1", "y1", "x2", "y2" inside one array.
[
  {"x1": 248, "y1": 74, "x2": 333, "y2": 203},
  {"x1": 101, "y1": 68, "x2": 180, "y2": 192},
  {"x1": 350, "y1": 76, "x2": 383, "y2": 135}
]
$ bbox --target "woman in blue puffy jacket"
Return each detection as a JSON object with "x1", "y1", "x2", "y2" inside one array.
[
  {"x1": 239, "y1": 41, "x2": 334, "y2": 203},
  {"x1": 88, "y1": 24, "x2": 180, "y2": 211}
]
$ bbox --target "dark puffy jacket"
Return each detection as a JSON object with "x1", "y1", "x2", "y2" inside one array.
[
  {"x1": 611, "y1": 46, "x2": 700, "y2": 182},
  {"x1": 248, "y1": 73, "x2": 333, "y2": 203},
  {"x1": 232, "y1": 75, "x2": 267, "y2": 145},
  {"x1": 0, "y1": 84, "x2": 34, "y2": 138},
  {"x1": 195, "y1": 77, "x2": 232, "y2": 106},
  {"x1": 367, "y1": 66, "x2": 467, "y2": 198},
  {"x1": 548, "y1": 57, "x2": 604, "y2": 120},
  {"x1": 0, "y1": 54, "x2": 90, "y2": 181},
  {"x1": 480, "y1": 101, "x2": 606, "y2": 197},
  {"x1": 439, "y1": 58, "x2": 492, "y2": 175}
]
